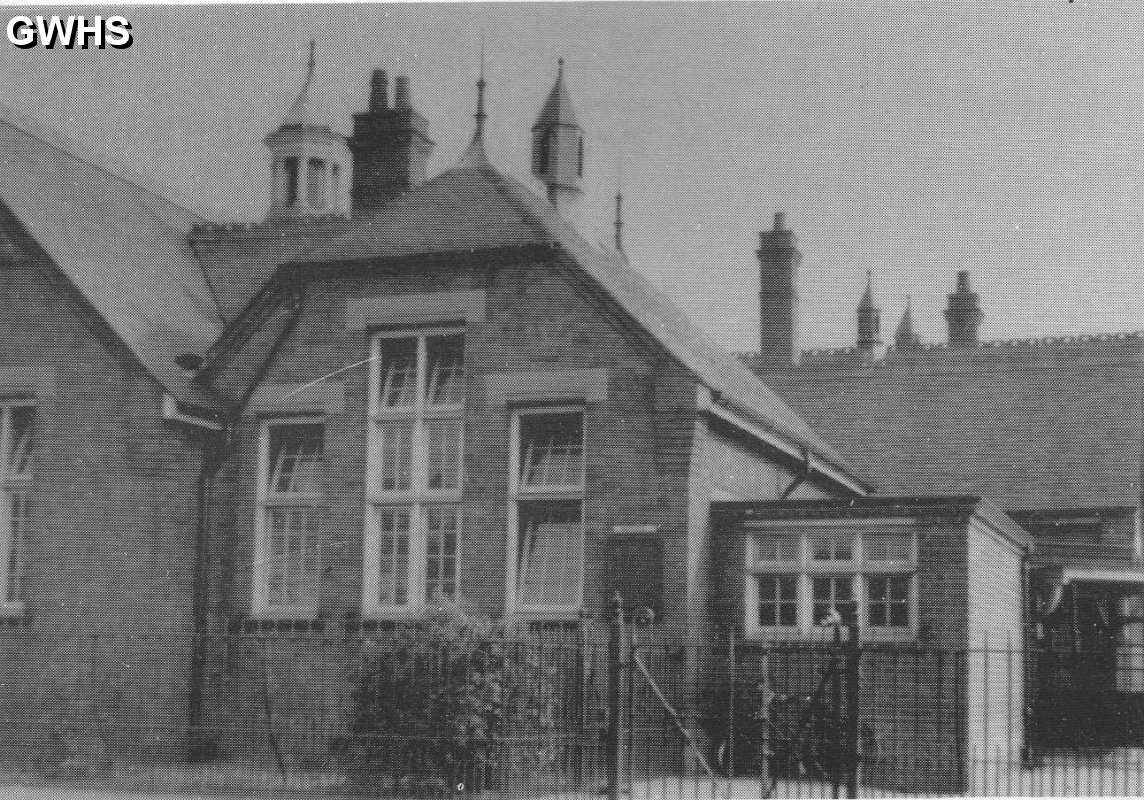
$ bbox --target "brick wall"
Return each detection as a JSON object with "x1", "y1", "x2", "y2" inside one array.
[
  {"x1": 0, "y1": 204, "x2": 207, "y2": 757},
  {"x1": 200, "y1": 248, "x2": 734, "y2": 756}
]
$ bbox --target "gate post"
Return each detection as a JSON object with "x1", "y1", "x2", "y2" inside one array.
[
  {"x1": 758, "y1": 649, "x2": 772, "y2": 796},
  {"x1": 607, "y1": 591, "x2": 628, "y2": 800},
  {"x1": 845, "y1": 622, "x2": 862, "y2": 799}
]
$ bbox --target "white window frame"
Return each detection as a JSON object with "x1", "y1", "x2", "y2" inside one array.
[
  {"x1": 506, "y1": 405, "x2": 586, "y2": 618},
  {"x1": 744, "y1": 525, "x2": 918, "y2": 641},
  {"x1": 0, "y1": 401, "x2": 32, "y2": 616},
  {"x1": 362, "y1": 328, "x2": 464, "y2": 617},
  {"x1": 252, "y1": 417, "x2": 325, "y2": 620}
]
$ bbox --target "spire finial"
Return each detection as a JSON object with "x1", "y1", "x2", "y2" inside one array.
[
  {"x1": 307, "y1": 40, "x2": 316, "y2": 81},
  {"x1": 474, "y1": 35, "x2": 487, "y2": 139},
  {"x1": 558, "y1": 56, "x2": 564, "y2": 79},
  {"x1": 614, "y1": 157, "x2": 625, "y2": 253}
]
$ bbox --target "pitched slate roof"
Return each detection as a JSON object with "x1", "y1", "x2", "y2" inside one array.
[
  {"x1": 744, "y1": 337, "x2": 1144, "y2": 510},
  {"x1": 534, "y1": 62, "x2": 579, "y2": 130},
  {"x1": 0, "y1": 105, "x2": 223, "y2": 406},
  {"x1": 298, "y1": 137, "x2": 861, "y2": 485}
]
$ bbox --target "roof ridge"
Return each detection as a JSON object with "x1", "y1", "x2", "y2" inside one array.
[{"x1": 739, "y1": 330, "x2": 1144, "y2": 363}]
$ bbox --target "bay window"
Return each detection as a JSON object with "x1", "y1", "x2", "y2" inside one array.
[
  {"x1": 508, "y1": 407, "x2": 585, "y2": 615},
  {"x1": 746, "y1": 527, "x2": 917, "y2": 637},
  {"x1": 364, "y1": 329, "x2": 464, "y2": 615},
  {"x1": 253, "y1": 419, "x2": 324, "y2": 617},
  {"x1": 0, "y1": 403, "x2": 32, "y2": 611}
]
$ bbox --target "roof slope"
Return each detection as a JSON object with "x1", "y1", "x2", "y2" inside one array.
[
  {"x1": 745, "y1": 339, "x2": 1144, "y2": 510},
  {"x1": 0, "y1": 104, "x2": 222, "y2": 405},
  {"x1": 299, "y1": 139, "x2": 860, "y2": 484}
]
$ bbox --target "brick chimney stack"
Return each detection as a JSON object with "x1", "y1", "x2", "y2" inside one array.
[
  {"x1": 348, "y1": 70, "x2": 435, "y2": 215},
  {"x1": 944, "y1": 270, "x2": 984, "y2": 346},
  {"x1": 757, "y1": 212, "x2": 802, "y2": 366}
]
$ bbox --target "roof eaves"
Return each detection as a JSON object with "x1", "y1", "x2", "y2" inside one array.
[{"x1": 699, "y1": 386, "x2": 873, "y2": 495}]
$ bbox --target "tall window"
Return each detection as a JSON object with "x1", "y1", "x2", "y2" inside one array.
[
  {"x1": 508, "y1": 407, "x2": 584, "y2": 615},
  {"x1": 746, "y1": 528, "x2": 916, "y2": 637},
  {"x1": 307, "y1": 158, "x2": 327, "y2": 209},
  {"x1": 364, "y1": 330, "x2": 464, "y2": 615},
  {"x1": 253, "y1": 420, "x2": 324, "y2": 617},
  {"x1": 0, "y1": 403, "x2": 32, "y2": 610}
]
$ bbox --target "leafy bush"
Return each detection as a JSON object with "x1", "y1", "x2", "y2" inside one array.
[{"x1": 349, "y1": 601, "x2": 563, "y2": 793}]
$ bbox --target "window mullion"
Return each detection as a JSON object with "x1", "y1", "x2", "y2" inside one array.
[
  {"x1": 0, "y1": 408, "x2": 10, "y2": 484},
  {"x1": 411, "y1": 504, "x2": 427, "y2": 607}
]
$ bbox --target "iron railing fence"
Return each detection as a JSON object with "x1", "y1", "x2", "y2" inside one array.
[{"x1": 1, "y1": 624, "x2": 1144, "y2": 797}]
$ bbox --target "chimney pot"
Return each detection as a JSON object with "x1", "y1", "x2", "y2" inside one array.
[
  {"x1": 394, "y1": 75, "x2": 411, "y2": 109},
  {"x1": 369, "y1": 70, "x2": 389, "y2": 111}
]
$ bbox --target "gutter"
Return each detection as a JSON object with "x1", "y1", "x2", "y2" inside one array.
[
  {"x1": 696, "y1": 386, "x2": 869, "y2": 496},
  {"x1": 162, "y1": 395, "x2": 225, "y2": 431}
]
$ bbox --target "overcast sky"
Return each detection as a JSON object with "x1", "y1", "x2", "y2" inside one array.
[{"x1": 4, "y1": 2, "x2": 1143, "y2": 351}]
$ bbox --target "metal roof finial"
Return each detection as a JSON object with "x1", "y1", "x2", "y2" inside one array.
[
  {"x1": 474, "y1": 34, "x2": 487, "y2": 140},
  {"x1": 614, "y1": 157, "x2": 625, "y2": 254}
]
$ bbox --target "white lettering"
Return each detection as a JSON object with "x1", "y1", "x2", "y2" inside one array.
[{"x1": 6, "y1": 16, "x2": 34, "y2": 48}]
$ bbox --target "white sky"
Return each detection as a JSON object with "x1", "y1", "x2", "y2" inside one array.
[{"x1": 4, "y1": 1, "x2": 1143, "y2": 351}]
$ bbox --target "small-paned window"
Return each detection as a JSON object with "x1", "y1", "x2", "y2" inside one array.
[
  {"x1": 364, "y1": 330, "x2": 465, "y2": 615},
  {"x1": 254, "y1": 420, "x2": 324, "y2": 616},
  {"x1": 1, "y1": 403, "x2": 32, "y2": 610},
  {"x1": 747, "y1": 529, "x2": 916, "y2": 637}
]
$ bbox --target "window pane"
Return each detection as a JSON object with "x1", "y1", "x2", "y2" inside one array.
[
  {"x1": 375, "y1": 421, "x2": 413, "y2": 492},
  {"x1": 5, "y1": 491, "x2": 25, "y2": 603},
  {"x1": 757, "y1": 575, "x2": 798, "y2": 627},
  {"x1": 376, "y1": 507, "x2": 412, "y2": 605},
  {"x1": 868, "y1": 574, "x2": 912, "y2": 628},
  {"x1": 426, "y1": 505, "x2": 459, "y2": 601},
  {"x1": 426, "y1": 335, "x2": 465, "y2": 406},
  {"x1": 378, "y1": 338, "x2": 418, "y2": 408},
  {"x1": 520, "y1": 412, "x2": 584, "y2": 489},
  {"x1": 812, "y1": 575, "x2": 856, "y2": 625},
  {"x1": 865, "y1": 534, "x2": 912, "y2": 563},
  {"x1": 517, "y1": 501, "x2": 582, "y2": 608},
  {"x1": 267, "y1": 424, "x2": 324, "y2": 493},
  {"x1": 811, "y1": 535, "x2": 852, "y2": 562},
  {"x1": 7, "y1": 407, "x2": 33, "y2": 478},
  {"x1": 755, "y1": 536, "x2": 800, "y2": 564},
  {"x1": 264, "y1": 506, "x2": 319, "y2": 607},
  {"x1": 426, "y1": 420, "x2": 462, "y2": 490}
]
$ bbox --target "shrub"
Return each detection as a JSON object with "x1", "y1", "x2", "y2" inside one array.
[{"x1": 348, "y1": 601, "x2": 562, "y2": 792}]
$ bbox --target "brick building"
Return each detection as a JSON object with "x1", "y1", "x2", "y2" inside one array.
[
  {"x1": 742, "y1": 221, "x2": 1144, "y2": 748},
  {"x1": 0, "y1": 47, "x2": 1134, "y2": 779}
]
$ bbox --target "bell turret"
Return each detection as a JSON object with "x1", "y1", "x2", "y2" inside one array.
[
  {"x1": 531, "y1": 59, "x2": 584, "y2": 212},
  {"x1": 264, "y1": 42, "x2": 351, "y2": 220}
]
